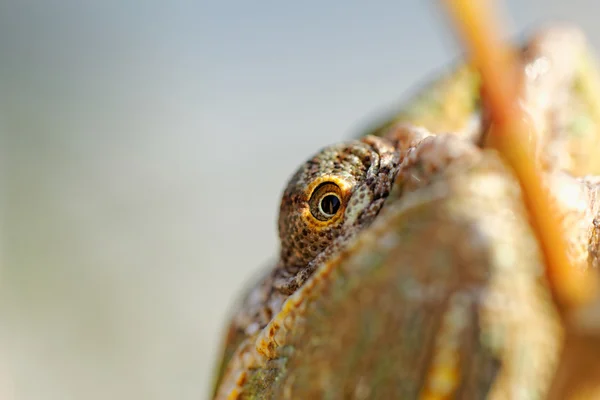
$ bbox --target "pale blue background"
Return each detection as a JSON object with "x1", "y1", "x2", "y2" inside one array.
[{"x1": 1, "y1": 1, "x2": 598, "y2": 399}]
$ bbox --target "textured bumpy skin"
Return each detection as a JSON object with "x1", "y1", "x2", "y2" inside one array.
[
  {"x1": 233, "y1": 149, "x2": 563, "y2": 399},
  {"x1": 229, "y1": 136, "x2": 402, "y2": 341},
  {"x1": 276, "y1": 136, "x2": 400, "y2": 294},
  {"x1": 212, "y1": 26, "x2": 600, "y2": 399}
]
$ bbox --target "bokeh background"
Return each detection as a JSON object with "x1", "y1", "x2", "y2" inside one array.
[{"x1": 1, "y1": 1, "x2": 598, "y2": 399}]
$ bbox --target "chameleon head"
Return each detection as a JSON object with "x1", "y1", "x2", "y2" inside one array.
[{"x1": 278, "y1": 136, "x2": 401, "y2": 271}]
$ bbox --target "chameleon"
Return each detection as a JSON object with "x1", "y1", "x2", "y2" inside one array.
[{"x1": 212, "y1": 26, "x2": 600, "y2": 399}]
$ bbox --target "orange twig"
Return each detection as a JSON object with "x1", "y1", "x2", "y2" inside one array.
[{"x1": 441, "y1": 0, "x2": 597, "y2": 309}]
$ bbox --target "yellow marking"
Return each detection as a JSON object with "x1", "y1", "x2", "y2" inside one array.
[
  {"x1": 226, "y1": 387, "x2": 240, "y2": 400},
  {"x1": 420, "y1": 292, "x2": 471, "y2": 400}
]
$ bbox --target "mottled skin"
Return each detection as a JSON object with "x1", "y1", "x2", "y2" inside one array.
[
  {"x1": 232, "y1": 136, "x2": 402, "y2": 337},
  {"x1": 212, "y1": 26, "x2": 600, "y2": 399}
]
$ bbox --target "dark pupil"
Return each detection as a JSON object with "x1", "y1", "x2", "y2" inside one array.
[{"x1": 320, "y1": 194, "x2": 341, "y2": 216}]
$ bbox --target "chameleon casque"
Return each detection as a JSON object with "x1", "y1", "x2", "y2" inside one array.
[{"x1": 212, "y1": 25, "x2": 600, "y2": 399}]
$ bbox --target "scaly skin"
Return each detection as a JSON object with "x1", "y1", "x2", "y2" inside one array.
[
  {"x1": 232, "y1": 136, "x2": 402, "y2": 338},
  {"x1": 212, "y1": 26, "x2": 600, "y2": 399}
]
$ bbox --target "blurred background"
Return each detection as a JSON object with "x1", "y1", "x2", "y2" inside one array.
[{"x1": 0, "y1": 1, "x2": 598, "y2": 399}]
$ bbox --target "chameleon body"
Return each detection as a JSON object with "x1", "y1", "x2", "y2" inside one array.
[{"x1": 212, "y1": 27, "x2": 600, "y2": 399}]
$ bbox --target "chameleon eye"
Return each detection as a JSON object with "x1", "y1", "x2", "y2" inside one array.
[{"x1": 309, "y1": 182, "x2": 343, "y2": 221}]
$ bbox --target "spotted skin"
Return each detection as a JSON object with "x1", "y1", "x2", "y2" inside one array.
[{"x1": 232, "y1": 135, "x2": 403, "y2": 336}]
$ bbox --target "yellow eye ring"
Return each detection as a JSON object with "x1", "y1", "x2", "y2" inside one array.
[{"x1": 309, "y1": 182, "x2": 343, "y2": 221}]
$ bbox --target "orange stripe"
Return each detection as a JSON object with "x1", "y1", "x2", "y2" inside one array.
[{"x1": 441, "y1": 0, "x2": 597, "y2": 310}]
